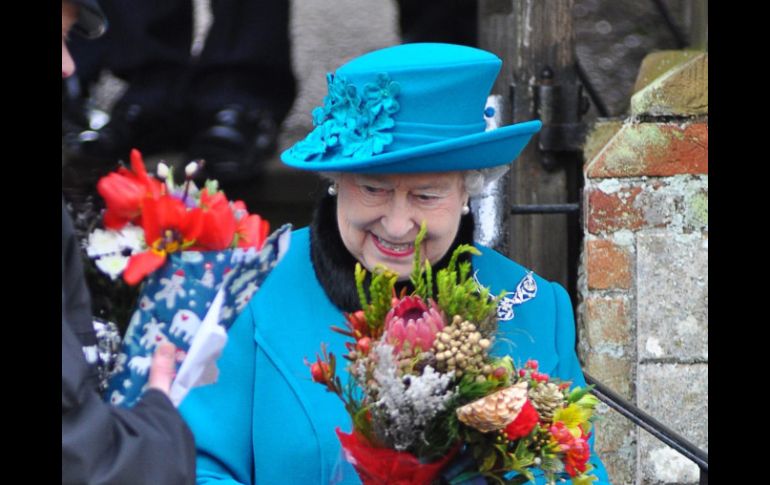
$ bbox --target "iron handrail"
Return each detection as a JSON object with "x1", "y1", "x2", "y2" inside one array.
[{"x1": 584, "y1": 372, "x2": 708, "y2": 483}]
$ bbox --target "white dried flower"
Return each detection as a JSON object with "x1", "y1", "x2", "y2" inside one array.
[
  {"x1": 185, "y1": 162, "x2": 199, "y2": 177},
  {"x1": 370, "y1": 343, "x2": 455, "y2": 451},
  {"x1": 156, "y1": 162, "x2": 170, "y2": 179},
  {"x1": 116, "y1": 224, "x2": 145, "y2": 253},
  {"x1": 86, "y1": 229, "x2": 121, "y2": 257},
  {"x1": 95, "y1": 254, "x2": 130, "y2": 280}
]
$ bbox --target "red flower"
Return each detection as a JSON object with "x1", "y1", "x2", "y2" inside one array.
[
  {"x1": 532, "y1": 372, "x2": 550, "y2": 383},
  {"x1": 503, "y1": 400, "x2": 539, "y2": 440},
  {"x1": 549, "y1": 422, "x2": 592, "y2": 477},
  {"x1": 384, "y1": 296, "x2": 446, "y2": 353},
  {"x1": 195, "y1": 188, "x2": 237, "y2": 250},
  {"x1": 310, "y1": 361, "x2": 330, "y2": 384},
  {"x1": 347, "y1": 311, "x2": 368, "y2": 335},
  {"x1": 237, "y1": 213, "x2": 270, "y2": 249},
  {"x1": 122, "y1": 196, "x2": 204, "y2": 285},
  {"x1": 356, "y1": 337, "x2": 372, "y2": 355},
  {"x1": 97, "y1": 149, "x2": 164, "y2": 229}
]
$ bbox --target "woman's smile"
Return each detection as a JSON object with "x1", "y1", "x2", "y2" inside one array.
[{"x1": 370, "y1": 232, "x2": 416, "y2": 258}]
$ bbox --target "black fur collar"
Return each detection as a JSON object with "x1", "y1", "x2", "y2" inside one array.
[{"x1": 309, "y1": 194, "x2": 475, "y2": 312}]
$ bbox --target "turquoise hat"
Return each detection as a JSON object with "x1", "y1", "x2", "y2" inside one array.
[{"x1": 281, "y1": 43, "x2": 541, "y2": 173}]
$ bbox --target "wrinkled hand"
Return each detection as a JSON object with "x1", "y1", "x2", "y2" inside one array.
[{"x1": 147, "y1": 342, "x2": 178, "y2": 396}]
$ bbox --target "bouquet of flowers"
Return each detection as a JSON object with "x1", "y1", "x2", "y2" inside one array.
[
  {"x1": 87, "y1": 149, "x2": 291, "y2": 408},
  {"x1": 308, "y1": 224, "x2": 599, "y2": 485}
]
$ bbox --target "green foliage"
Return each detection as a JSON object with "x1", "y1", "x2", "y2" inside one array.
[
  {"x1": 355, "y1": 262, "x2": 398, "y2": 334},
  {"x1": 409, "y1": 222, "x2": 429, "y2": 296},
  {"x1": 358, "y1": 220, "x2": 502, "y2": 337},
  {"x1": 413, "y1": 404, "x2": 461, "y2": 461},
  {"x1": 433, "y1": 244, "x2": 500, "y2": 329},
  {"x1": 355, "y1": 263, "x2": 369, "y2": 312},
  {"x1": 366, "y1": 266, "x2": 398, "y2": 329},
  {"x1": 457, "y1": 373, "x2": 506, "y2": 403},
  {"x1": 567, "y1": 385, "x2": 595, "y2": 404},
  {"x1": 204, "y1": 179, "x2": 219, "y2": 195}
]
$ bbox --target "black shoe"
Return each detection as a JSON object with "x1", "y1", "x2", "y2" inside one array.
[
  {"x1": 188, "y1": 105, "x2": 278, "y2": 184},
  {"x1": 75, "y1": 101, "x2": 190, "y2": 163}
]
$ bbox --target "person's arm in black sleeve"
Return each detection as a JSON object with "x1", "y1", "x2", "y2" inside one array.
[
  {"x1": 62, "y1": 200, "x2": 196, "y2": 484},
  {"x1": 62, "y1": 316, "x2": 196, "y2": 485}
]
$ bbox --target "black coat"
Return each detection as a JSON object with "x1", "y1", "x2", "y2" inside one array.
[{"x1": 61, "y1": 200, "x2": 196, "y2": 485}]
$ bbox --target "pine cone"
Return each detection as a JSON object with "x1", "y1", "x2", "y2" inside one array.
[
  {"x1": 528, "y1": 382, "x2": 564, "y2": 422},
  {"x1": 456, "y1": 381, "x2": 529, "y2": 432},
  {"x1": 432, "y1": 315, "x2": 491, "y2": 378}
]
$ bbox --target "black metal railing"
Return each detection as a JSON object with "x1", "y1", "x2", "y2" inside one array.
[
  {"x1": 584, "y1": 373, "x2": 709, "y2": 485},
  {"x1": 510, "y1": 203, "x2": 580, "y2": 215}
]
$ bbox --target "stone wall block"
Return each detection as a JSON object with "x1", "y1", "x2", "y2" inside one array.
[
  {"x1": 631, "y1": 52, "x2": 708, "y2": 116},
  {"x1": 638, "y1": 363, "x2": 708, "y2": 484},
  {"x1": 637, "y1": 232, "x2": 708, "y2": 361}
]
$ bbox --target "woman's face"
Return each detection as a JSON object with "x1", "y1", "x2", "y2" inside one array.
[{"x1": 336, "y1": 172, "x2": 468, "y2": 280}]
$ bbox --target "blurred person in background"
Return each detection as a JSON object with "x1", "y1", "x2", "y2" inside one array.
[{"x1": 62, "y1": 2, "x2": 196, "y2": 483}]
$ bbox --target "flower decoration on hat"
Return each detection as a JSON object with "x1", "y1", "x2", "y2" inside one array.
[{"x1": 291, "y1": 72, "x2": 401, "y2": 161}]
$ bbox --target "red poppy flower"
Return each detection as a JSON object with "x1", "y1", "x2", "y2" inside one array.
[
  {"x1": 97, "y1": 149, "x2": 164, "y2": 229},
  {"x1": 236, "y1": 213, "x2": 270, "y2": 249},
  {"x1": 122, "y1": 196, "x2": 204, "y2": 285},
  {"x1": 195, "y1": 189, "x2": 237, "y2": 250},
  {"x1": 503, "y1": 399, "x2": 540, "y2": 441}
]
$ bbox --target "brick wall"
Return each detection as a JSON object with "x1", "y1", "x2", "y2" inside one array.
[{"x1": 578, "y1": 51, "x2": 707, "y2": 484}]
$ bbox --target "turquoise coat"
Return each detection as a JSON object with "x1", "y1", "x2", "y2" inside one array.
[{"x1": 180, "y1": 228, "x2": 611, "y2": 484}]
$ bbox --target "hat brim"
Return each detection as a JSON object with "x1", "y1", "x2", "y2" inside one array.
[{"x1": 280, "y1": 119, "x2": 542, "y2": 173}]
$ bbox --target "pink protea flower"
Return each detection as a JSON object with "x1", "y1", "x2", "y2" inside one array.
[{"x1": 384, "y1": 296, "x2": 446, "y2": 354}]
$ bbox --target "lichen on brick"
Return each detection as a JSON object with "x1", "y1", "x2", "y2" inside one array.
[{"x1": 686, "y1": 190, "x2": 708, "y2": 229}]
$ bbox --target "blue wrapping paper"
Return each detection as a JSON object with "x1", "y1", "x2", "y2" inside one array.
[{"x1": 105, "y1": 224, "x2": 291, "y2": 408}]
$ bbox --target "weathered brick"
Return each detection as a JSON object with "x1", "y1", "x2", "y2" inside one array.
[
  {"x1": 631, "y1": 51, "x2": 708, "y2": 116},
  {"x1": 585, "y1": 123, "x2": 708, "y2": 178},
  {"x1": 585, "y1": 240, "x2": 633, "y2": 290},
  {"x1": 583, "y1": 119, "x2": 624, "y2": 166},
  {"x1": 638, "y1": 363, "x2": 708, "y2": 484},
  {"x1": 583, "y1": 296, "x2": 632, "y2": 349},
  {"x1": 637, "y1": 231, "x2": 708, "y2": 361},
  {"x1": 586, "y1": 186, "x2": 645, "y2": 234},
  {"x1": 581, "y1": 352, "x2": 634, "y2": 399}
]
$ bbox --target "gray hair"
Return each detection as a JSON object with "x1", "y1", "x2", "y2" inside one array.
[
  {"x1": 320, "y1": 165, "x2": 511, "y2": 198},
  {"x1": 461, "y1": 166, "x2": 511, "y2": 197}
]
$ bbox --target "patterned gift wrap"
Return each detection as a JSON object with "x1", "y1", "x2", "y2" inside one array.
[{"x1": 105, "y1": 225, "x2": 291, "y2": 408}]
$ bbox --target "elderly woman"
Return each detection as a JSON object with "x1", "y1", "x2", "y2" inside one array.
[{"x1": 180, "y1": 43, "x2": 610, "y2": 484}]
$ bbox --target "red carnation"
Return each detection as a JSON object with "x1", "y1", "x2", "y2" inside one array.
[{"x1": 503, "y1": 399, "x2": 539, "y2": 441}]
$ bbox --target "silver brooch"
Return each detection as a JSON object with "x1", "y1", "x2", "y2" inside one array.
[{"x1": 474, "y1": 271, "x2": 537, "y2": 321}]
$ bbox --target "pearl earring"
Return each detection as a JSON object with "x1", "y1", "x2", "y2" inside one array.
[
  {"x1": 328, "y1": 184, "x2": 338, "y2": 196},
  {"x1": 462, "y1": 204, "x2": 470, "y2": 215}
]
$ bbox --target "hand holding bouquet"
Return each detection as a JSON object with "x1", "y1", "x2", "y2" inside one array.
[
  {"x1": 88, "y1": 149, "x2": 291, "y2": 407},
  {"x1": 308, "y1": 223, "x2": 599, "y2": 485}
]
